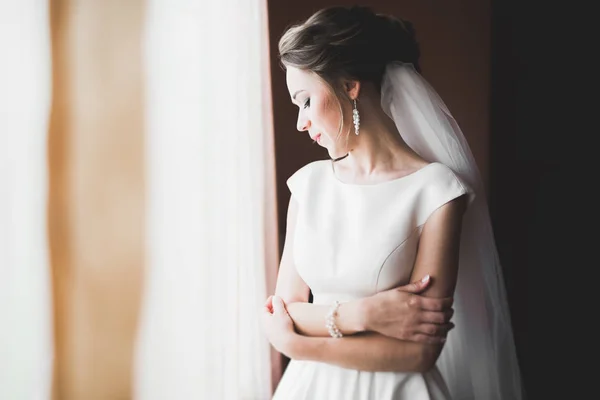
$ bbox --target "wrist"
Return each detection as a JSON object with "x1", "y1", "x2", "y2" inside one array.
[
  {"x1": 335, "y1": 299, "x2": 366, "y2": 335},
  {"x1": 339, "y1": 297, "x2": 371, "y2": 333},
  {"x1": 357, "y1": 296, "x2": 374, "y2": 332}
]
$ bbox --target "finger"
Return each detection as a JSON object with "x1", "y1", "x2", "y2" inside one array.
[
  {"x1": 444, "y1": 308, "x2": 454, "y2": 322},
  {"x1": 265, "y1": 295, "x2": 273, "y2": 306},
  {"x1": 419, "y1": 308, "x2": 454, "y2": 324},
  {"x1": 397, "y1": 275, "x2": 431, "y2": 294},
  {"x1": 272, "y1": 296, "x2": 288, "y2": 315},
  {"x1": 419, "y1": 310, "x2": 449, "y2": 325},
  {"x1": 410, "y1": 333, "x2": 447, "y2": 344},
  {"x1": 418, "y1": 322, "x2": 454, "y2": 338},
  {"x1": 265, "y1": 296, "x2": 273, "y2": 314},
  {"x1": 418, "y1": 296, "x2": 454, "y2": 312}
]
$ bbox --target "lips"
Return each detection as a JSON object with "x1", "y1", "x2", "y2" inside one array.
[{"x1": 312, "y1": 133, "x2": 322, "y2": 143}]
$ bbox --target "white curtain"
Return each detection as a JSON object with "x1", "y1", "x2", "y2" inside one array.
[
  {"x1": 0, "y1": 1, "x2": 54, "y2": 399},
  {"x1": 134, "y1": 0, "x2": 276, "y2": 399}
]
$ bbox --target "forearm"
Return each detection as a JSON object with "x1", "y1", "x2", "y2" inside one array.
[
  {"x1": 287, "y1": 300, "x2": 368, "y2": 337},
  {"x1": 289, "y1": 331, "x2": 441, "y2": 373}
]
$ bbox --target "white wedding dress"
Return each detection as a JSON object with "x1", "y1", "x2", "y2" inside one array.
[{"x1": 272, "y1": 159, "x2": 472, "y2": 400}]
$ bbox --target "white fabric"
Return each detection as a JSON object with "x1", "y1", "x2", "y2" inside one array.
[
  {"x1": 134, "y1": 0, "x2": 276, "y2": 398},
  {"x1": 273, "y1": 160, "x2": 470, "y2": 400},
  {"x1": 0, "y1": 1, "x2": 54, "y2": 399},
  {"x1": 381, "y1": 63, "x2": 523, "y2": 399}
]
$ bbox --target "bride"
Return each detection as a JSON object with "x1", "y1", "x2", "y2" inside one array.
[{"x1": 262, "y1": 5, "x2": 523, "y2": 400}]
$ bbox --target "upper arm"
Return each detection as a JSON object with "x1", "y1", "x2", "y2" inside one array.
[
  {"x1": 408, "y1": 193, "x2": 468, "y2": 369},
  {"x1": 274, "y1": 195, "x2": 310, "y2": 304},
  {"x1": 411, "y1": 193, "x2": 468, "y2": 299}
]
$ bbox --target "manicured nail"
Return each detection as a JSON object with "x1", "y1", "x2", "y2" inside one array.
[{"x1": 421, "y1": 275, "x2": 430, "y2": 283}]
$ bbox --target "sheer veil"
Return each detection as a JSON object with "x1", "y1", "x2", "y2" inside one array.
[{"x1": 380, "y1": 62, "x2": 523, "y2": 400}]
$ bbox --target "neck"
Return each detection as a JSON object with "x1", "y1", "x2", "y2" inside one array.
[{"x1": 338, "y1": 108, "x2": 423, "y2": 176}]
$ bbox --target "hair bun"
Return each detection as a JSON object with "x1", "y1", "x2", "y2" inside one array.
[
  {"x1": 376, "y1": 14, "x2": 421, "y2": 70},
  {"x1": 346, "y1": 7, "x2": 421, "y2": 70}
]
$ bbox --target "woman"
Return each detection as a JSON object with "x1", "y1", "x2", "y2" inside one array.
[{"x1": 262, "y1": 6, "x2": 522, "y2": 400}]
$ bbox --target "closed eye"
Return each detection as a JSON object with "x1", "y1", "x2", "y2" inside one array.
[{"x1": 303, "y1": 98, "x2": 310, "y2": 109}]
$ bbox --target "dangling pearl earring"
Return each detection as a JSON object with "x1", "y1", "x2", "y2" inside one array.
[{"x1": 352, "y1": 99, "x2": 360, "y2": 135}]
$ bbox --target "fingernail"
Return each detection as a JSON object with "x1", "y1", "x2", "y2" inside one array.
[{"x1": 421, "y1": 275, "x2": 430, "y2": 283}]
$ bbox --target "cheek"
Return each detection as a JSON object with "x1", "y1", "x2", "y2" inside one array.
[{"x1": 317, "y1": 97, "x2": 342, "y2": 137}]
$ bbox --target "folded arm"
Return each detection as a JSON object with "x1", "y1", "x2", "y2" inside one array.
[
  {"x1": 289, "y1": 331, "x2": 436, "y2": 372},
  {"x1": 273, "y1": 194, "x2": 467, "y2": 372},
  {"x1": 277, "y1": 197, "x2": 453, "y2": 339}
]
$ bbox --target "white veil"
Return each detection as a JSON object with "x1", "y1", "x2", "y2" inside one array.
[{"x1": 380, "y1": 62, "x2": 523, "y2": 400}]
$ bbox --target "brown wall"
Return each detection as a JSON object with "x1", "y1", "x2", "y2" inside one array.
[{"x1": 267, "y1": 0, "x2": 491, "y2": 248}]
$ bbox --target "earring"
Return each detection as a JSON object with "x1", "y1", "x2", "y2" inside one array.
[{"x1": 352, "y1": 99, "x2": 360, "y2": 135}]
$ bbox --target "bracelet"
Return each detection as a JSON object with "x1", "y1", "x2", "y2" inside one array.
[{"x1": 325, "y1": 300, "x2": 343, "y2": 338}]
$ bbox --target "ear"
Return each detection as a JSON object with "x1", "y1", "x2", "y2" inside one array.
[{"x1": 343, "y1": 79, "x2": 361, "y2": 101}]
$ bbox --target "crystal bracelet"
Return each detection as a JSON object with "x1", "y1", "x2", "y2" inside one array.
[{"x1": 325, "y1": 300, "x2": 343, "y2": 338}]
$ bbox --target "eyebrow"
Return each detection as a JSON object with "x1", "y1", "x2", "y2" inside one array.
[{"x1": 291, "y1": 90, "x2": 305, "y2": 101}]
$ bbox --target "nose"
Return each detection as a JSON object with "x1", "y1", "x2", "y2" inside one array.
[{"x1": 296, "y1": 112, "x2": 310, "y2": 132}]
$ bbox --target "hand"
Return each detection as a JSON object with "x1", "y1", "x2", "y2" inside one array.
[
  {"x1": 364, "y1": 275, "x2": 455, "y2": 344},
  {"x1": 262, "y1": 295, "x2": 297, "y2": 357}
]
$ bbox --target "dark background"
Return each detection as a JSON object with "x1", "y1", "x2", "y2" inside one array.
[{"x1": 490, "y1": 1, "x2": 592, "y2": 399}]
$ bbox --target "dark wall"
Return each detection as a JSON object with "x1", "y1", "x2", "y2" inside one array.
[
  {"x1": 490, "y1": 1, "x2": 594, "y2": 399},
  {"x1": 489, "y1": 2, "x2": 529, "y2": 397}
]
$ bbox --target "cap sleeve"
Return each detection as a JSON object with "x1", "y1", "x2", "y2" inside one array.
[
  {"x1": 416, "y1": 164, "x2": 475, "y2": 226},
  {"x1": 286, "y1": 162, "x2": 317, "y2": 204}
]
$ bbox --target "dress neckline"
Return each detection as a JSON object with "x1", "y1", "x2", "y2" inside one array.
[{"x1": 328, "y1": 159, "x2": 437, "y2": 187}]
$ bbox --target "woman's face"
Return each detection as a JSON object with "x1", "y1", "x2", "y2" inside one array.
[{"x1": 286, "y1": 67, "x2": 351, "y2": 158}]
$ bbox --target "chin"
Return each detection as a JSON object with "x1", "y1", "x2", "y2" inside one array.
[{"x1": 327, "y1": 148, "x2": 346, "y2": 160}]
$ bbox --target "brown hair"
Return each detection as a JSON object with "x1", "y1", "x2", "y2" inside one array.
[{"x1": 278, "y1": 6, "x2": 420, "y2": 140}]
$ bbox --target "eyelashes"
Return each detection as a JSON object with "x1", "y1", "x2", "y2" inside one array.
[{"x1": 303, "y1": 98, "x2": 310, "y2": 109}]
